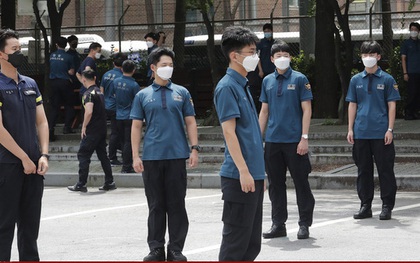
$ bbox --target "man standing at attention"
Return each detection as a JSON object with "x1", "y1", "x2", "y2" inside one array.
[
  {"x1": 131, "y1": 47, "x2": 198, "y2": 262},
  {"x1": 346, "y1": 41, "x2": 400, "y2": 221},
  {"x1": 401, "y1": 22, "x2": 420, "y2": 120},
  {"x1": 214, "y1": 26, "x2": 265, "y2": 261},
  {"x1": 0, "y1": 28, "x2": 49, "y2": 261},
  {"x1": 259, "y1": 41, "x2": 315, "y2": 240},
  {"x1": 68, "y1": 69, "x2": 116, "y2": 192}
]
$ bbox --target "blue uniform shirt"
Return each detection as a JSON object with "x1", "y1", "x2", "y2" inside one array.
[
  {"x1": 0, "y1": 73, "x2": 43, "y2": 163},
  {"x1": 49, "y1": 49, "x2": 74, "y2": 80},
  {"x1": 113, "y1": 75, "x2": 140, "y2": 120},
  {"x1": 400, "y1": 38, "x2": 420, "y2": 74},
  {"x1": 214, "y1": 68, "x2": 265, "y2": 181},
  {"x1": 260, "y1": 67, "x2": 313, "y2": 143},
  {"x1": 130, "y1": 81, "x2": 195, "y2": 161},
  {"x1": 346, "y1": 67, "x2": 401, "y2": 139},
  {"x1": 100, "y1": 68, "x2": 123, "y2": 111},
  {"x1": 257, "y1": 38, "x2": 276, "y2": 75}
]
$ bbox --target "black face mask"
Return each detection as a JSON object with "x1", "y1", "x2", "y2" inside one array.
[{"x1": 7, "y1": 51, "x2": 25, "y2": 68}]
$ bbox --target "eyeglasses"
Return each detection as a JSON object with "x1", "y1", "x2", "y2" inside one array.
[{"x1": 236, "y1": 50, "x2": 260, "y2": 56}]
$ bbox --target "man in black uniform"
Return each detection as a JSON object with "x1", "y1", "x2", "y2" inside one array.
[
  {"x1": 67, "y1": 69, "x2": 116, "y2": 192},
  {"x1": 0, "y1": 29, "x2": 49, "y2": 261}
]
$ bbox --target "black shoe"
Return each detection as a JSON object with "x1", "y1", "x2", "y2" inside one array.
[
  {"x1": 67, "y1": 183, "x2": 87, "y2": 192},
  {"x1": 379, "y1": 206, "x2": 392, "y2": 220},
  {"x1": 99, "y1": 182, "x2": 117, "y2": 191},
  {"x1": 297, "y1": 225, "x2": 310, "y2": 239},
  {"x1": 63, "y1": 127, "x2": 76, "y2": 134},
  {"x1": 263, "y1": 224, "x2": 287, "y2": 238},
  {"x1": 353, "y1": 204, "x2": 372, "y2": 219},
  {"x1": 121, "y1": 168, "x2": 136, "y2": 173},
  {"x1": 110, "y1": 159, "x2": 123, "y2": 166},
  {"x1": 167, "y1": 250, "x2": 187, "y2": 262},
  {"x1": 143, "y1": 247, "x2": 165, "y2": 261}
]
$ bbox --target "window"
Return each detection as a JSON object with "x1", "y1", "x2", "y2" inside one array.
[{"x1": 288, "y1": 0, "x2": 298, "y2": 7}]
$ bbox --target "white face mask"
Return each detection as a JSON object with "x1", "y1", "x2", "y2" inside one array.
[
  {"x1": 146, "y1": 41, "x2": 154, "y2": 48},
  {"x1": 362, "y1": 56, "x2": 377, "y2": 68},
  {"x1": 274, "y1": 57, "x2": 290, "y2": 70},
  {"x1": 238, "y1": 54, "x2": 260, "y2": 72},
  {"x1": 156, "y1": 66, "x2": 173, "y2": 80},
  {"x1": 95, "y1": 52, "x2": 101, "y2": 59},
  {"x1": 410, "y1": 31, "x2": 419, "y2": 38}
]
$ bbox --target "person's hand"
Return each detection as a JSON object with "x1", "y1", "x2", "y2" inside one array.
[
  {"x1": 81, "y1": 127, "x2": 86, "y2": 139},
  {"x1": 133, "y1": 157, "x2": 144, "y2": 173},
  {"x1": 385, "y1": 130, "x2": 393, "y2": 145},
  {"x1": 347, "y1": 130, "x2": 354, "y2": 144},
  {"x1": 297, "y1": 139, "x2": 309, "y2": 155},
  {"x1": 404, "y1": 74, "x2": 409, "y2": 82},
  {"x1": 239, "y1": 170, "x2": 255, "y2": 193},
  {"x1": 22, "y1": 157, "x2": 37, "y2": 175},
  {"x1": 189, "y1": 150, "x2": 198, "y2": 168},
  {"x1": 37, "y1": 155, "x2": 49, "y2": 175}
]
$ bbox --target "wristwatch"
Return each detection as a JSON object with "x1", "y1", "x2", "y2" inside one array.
[
  {"x1": 387, "y1": 128, "x2": 393, "y2": 133},
  {"x1": 301, "y1": 134, "x2": 309, "y2": 140},
  {"x1": 41, "y1": 154, "x2": 50, "y2": 160},
  {"x1": 191, "y1": 145, "x2": 201, "y2": 152}
]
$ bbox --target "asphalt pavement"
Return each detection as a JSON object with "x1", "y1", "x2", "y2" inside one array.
[{"x1": 8, "y1": 187, "x2": 420, "y2": 261}]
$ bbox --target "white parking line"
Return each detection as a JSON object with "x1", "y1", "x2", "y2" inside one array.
[{"x1": 41, "y1": 193, "x2": 222, "y2": 221}]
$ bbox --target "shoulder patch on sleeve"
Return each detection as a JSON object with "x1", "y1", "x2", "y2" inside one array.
[
  {"x1": 393, "y1": 83, "x2": 399, "y2": 91},
  {"x1": 305, "y1": 83, "x2": 311, "y2": 90}
]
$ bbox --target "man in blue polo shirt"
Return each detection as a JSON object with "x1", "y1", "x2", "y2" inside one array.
[
  {"x1": 346, "y1": 41, "x2": 400, "y2": 221},
  {"x1": 48, "y1": 36, "x2": 75, "y2": 139},
  {"x1": 0, "y1": 28, "x2": 49, "y2": 261},
  {"x1": 100, "y1": 53, "x2": 127, "y2": 166},
  {"x1": 214, "y1": 26, "x2": 265, "y2": 261},
  {"x1": 259, "y1": 41, "x2": 315, "y2": 240},
  {"x1": 113, "y1": 60, "x2": 139, "y2": 173},
  {"x1": 401, "y1": 22, "x2": 420, "y2": 120},
  {"x1": 131, "y1": 47, "x2": 198, "y2": 262}
]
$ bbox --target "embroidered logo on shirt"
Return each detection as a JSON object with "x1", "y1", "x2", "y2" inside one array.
[
  {"x1": 393, "y1": 84, "x2": 399, "y2": 91},
  {"x1": 305, "y1": 83, "x2": 311, "y2": 90},
  {"x1": 173, "y1": 95, "x2": 183, "y2": 102},
  {"x1": 377, "y1": 84, "x2": 385, "y2": 90},
  {"x1": 189, "y1": 97, "x2": 194, "y2": 106},
  {"x1": 287, "y1": 84, "x2": 296, "y2": 90}
]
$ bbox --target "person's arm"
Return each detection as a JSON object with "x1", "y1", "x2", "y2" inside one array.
[
  {"x1": 221, "y1": 118, "x2": 255, "y2": 193},
  {"x1": 258, "y1": 102, "x2": 269, "y2": 135},
  {"x1": 0, "y1": 112, "x2": 36, "y2": 174},
  {"x1": 131, "y1": 119, "x2": 144, "y2": 173},
  {"x1": 185, "y1": 116, "x2": 198, "y2": 168},
  {"x1": 35, "y1": 104, "x2": 49, "y2": 175},
  {"x1": 81, "y1": 102, "x2": 93, "y2": 139},
  {"x1": 347, "y1": 102, "x2": 357, "y2": 144},
  {"x1": 401, "y1": 55, "x2": 409, "y2": 82},
  {"x1": 297, "y1": 100, "x2": 311, "y2": 155},
  {"x1": 258, "y1": 60, "x2": 264, "y2": 78},
  {"x1": 385, "y1": 101, "x2": 396, "y2": 145}
]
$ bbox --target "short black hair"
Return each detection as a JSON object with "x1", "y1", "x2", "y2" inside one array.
[
  {"x1": 221, "y1": 26, "x2": 259, "y2": 62},
  {"x1": 271, "y1": 41, "x2": 291, "y2": 56},
  {"x1": 113, "y1": 53, "x2": 128, "y2": 67},
  {"x1": 122, "y1": 60, "x2": 136, "y2": 73},
  {"x1": 360, "y1": 41, "x2": 382, "y2": 55},
  {"x1": 409, "y1": 22, "x2": 420, "y2": 31},
  {"x1": 67, "y1": 35, "x2": 78, "y2": 43},
  {"x1": 82, "y1": 69, "x2": 96, "y2": 80},
  {"x1": 263, "y1": 23, "x2": 273, "y2": 31},
  {"x1": 148, "y1": 47, "x2": 175, "y2": 66},
  {"x1": 0, "y1": 29, "x2": 19, "y2": 52},
  {"x1": 144, "y1": 32, "x2": 158, "y2": 41},
  {"x1": 89, "y1": 42, "x2": 102, "y2": 51},
  {"x1": 56, "y1": 36, "x2": 68, "y2": 49}
]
